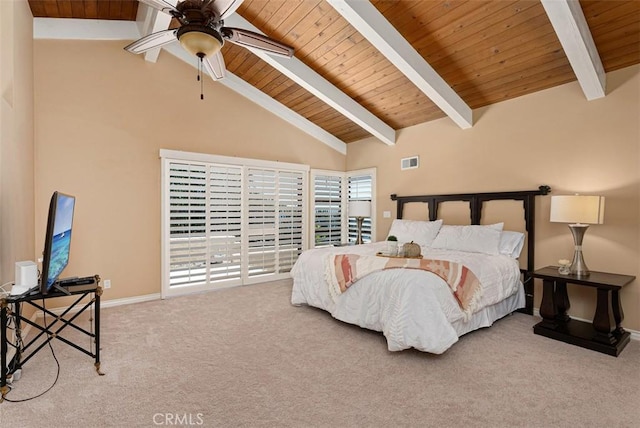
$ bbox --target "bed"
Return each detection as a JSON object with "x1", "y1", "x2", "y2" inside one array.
[{"x1": 291, "y1": 186, "x2": 550, "y2": 354}]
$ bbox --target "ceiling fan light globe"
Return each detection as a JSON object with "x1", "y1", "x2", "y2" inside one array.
[{"x1": 178, "y1": 27, "x2": 223, "y2": 58}]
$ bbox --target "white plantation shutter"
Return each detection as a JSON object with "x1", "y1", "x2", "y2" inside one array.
[
  {"x1": 313, "y1": 174, "x2": 343, "y2": 246},
  {"x1": 208, "y1": 165, "x2": 243, "y2": 282},
  {"x1": 246, "y1": 168, "x2": 305, "y2": 279},
  {"x1": 167, "y1": 162, "x2": 208, "y2": 287},
  {"x1": 247, "y1": 168, "x2": 277, "y2": 278},
  {"x1": 162, "y1": 151, "x2": 308, "y2": 297},
  {"x1": 311, "y1": 168, "x2": 376, "y2": 248},
  {"x1": 278, "y1": 171, "x2": 304, "y2": 272}
]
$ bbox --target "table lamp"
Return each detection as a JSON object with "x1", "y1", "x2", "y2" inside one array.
[
  {"x1": 349, "y1": 200, "x2": 371, "y2": 245},
  {"x1": 550, "y1": 194, "x2": 605, "y2": 277}
]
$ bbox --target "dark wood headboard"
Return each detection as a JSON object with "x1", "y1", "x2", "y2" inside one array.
[{"x1": 390, "y1": 185, "x2": 551, "y2": 315}]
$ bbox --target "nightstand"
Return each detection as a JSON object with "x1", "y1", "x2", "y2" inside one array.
[{"x1": 531, "y1": 266, "x2": 635, "y2": 356}]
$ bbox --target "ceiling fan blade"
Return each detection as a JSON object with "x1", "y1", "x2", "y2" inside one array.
[
  {"x1": 124, "y1": 29, "x2": 178, "y2": 54},
  {"x1": 203, "y1": 52, "x2": 227, "y2": 80},
  {"x1": 138, "y1": 0, "x2": 180, "y2": 16},
  {"x1": 210, "y1": 0, "x2": 244, "y2": 20},
  {"x1": 222, "y1": 27, "x2": 294, "y2": 58}
]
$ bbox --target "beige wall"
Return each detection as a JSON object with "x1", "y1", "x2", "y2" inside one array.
[
  {"x1": 348, "y1": 65, "x2": 640, "y2": 330},
  {"x1": 0, "y1": 0, "x2": 35, "y2": 287},
  {"x1": 31, "y1": 36, "x2": 640, "y2": 330},
  {"x1": 33, "y1": 39, "x2": 345, "y2": 301}
]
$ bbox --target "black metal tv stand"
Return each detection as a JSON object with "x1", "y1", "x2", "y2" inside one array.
[{"x1": 0, "y1": 275, "x2": 103, "y2": 402}]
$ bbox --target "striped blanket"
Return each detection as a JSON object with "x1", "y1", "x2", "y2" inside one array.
[{"x1": 326, "y1": 254, "x2": 483, "y2": 320}]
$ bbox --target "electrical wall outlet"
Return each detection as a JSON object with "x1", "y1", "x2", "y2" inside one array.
[
  {"x1": 103, "y1": 279, "x2": 111, "y2": 289},
  {"x1": 383, "y1": 211, "x2": 391, "y2": 218}
]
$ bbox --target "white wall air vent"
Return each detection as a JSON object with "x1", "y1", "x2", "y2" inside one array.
[{"x1": 401, "y1": 156, "x2": 419, "y2": 170}]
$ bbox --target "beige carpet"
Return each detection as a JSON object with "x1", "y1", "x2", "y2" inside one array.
[{"x1": 1, "y1": 279, "x2": 638, "y2": 427}]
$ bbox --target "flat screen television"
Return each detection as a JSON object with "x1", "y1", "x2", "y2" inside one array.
[{"x1": 40, "y1": 191, "x2": 76, "y2": 295}]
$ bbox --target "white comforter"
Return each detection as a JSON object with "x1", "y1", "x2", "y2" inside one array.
[{"x1": 290, "y1": 242, "x2": 523, "y2": 354}]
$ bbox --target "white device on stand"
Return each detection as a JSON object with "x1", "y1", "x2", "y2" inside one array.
[{"x1": 11, "y1": 261, "x2": 38, "y2": 296}]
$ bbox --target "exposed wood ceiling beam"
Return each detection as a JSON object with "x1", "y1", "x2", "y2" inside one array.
[
  {"x1": 327, "y1": 0, "x2": 473, "y2": 129},
  {"x1": 32, "y1": 17, "x2": 347, "y2": 154},
  {"x1": 541, "y1": 0, "x2": 605, "y2": 100},
  {"x1": 224, "y1": 14, "x2": 396, "y2": 146},
  {"x1": 135, "y1": 3, "x2": 173, "y2": 63}
]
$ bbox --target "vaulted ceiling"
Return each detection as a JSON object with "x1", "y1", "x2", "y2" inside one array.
[{"x1": 28, "y1": 0, "x2": 640, "y2": 153}]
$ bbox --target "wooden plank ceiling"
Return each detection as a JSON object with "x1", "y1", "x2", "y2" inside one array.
[{"x1": 28, "y1": 0, "x2": 640, "y2": 145}]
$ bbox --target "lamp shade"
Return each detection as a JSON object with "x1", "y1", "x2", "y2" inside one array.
[
  {"x1": 349, "y1": 200, "x2": 371, "y2": 218},
  {"x1": 550, "y1": 195, "x2": 605, "y2": 224}
]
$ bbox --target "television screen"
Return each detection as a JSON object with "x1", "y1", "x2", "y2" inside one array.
[{"x1": 40, "y1": 192, "x2": 76, "y2": 295}]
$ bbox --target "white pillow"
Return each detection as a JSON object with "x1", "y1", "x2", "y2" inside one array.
[
  {"x1": 387, "y1": 219, "x2": 443, "y2": 247},
  {"x1": 431, "y1": 223, "x2": 504, "y2": 255},
  {"x1": 499, "y1": 231, "x2": 525, "y2": 259}
]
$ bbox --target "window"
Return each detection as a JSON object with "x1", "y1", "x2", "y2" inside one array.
[
  {"x1": 165, "y1": 162, "x2": 213, "y2": 287},
  {"x1": 311, "y1": 168, "x2": 376, "y2": 247},
  {"x1": 208, "y1": 165, "x2": 243, "y2": 282},
  {"x1": 246, "y1": 168, "x2": 305, "y2": 278},
  {"x1": 277, "y1": 171, "x2": 305, "y2": 272},
  {"x1": 161, "y1": 150, "x2": 308, "y2": 297},
  {"x1": 312, "y1": 173, "x2": 343, "y2": 247}
]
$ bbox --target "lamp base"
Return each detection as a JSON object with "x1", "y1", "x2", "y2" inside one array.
[
  {"x1": 355, "y1": 217, "x2": 364, "y2": 245},
  {"x1": 568, "y1": 224, "x2": 590, "y2": 277}
]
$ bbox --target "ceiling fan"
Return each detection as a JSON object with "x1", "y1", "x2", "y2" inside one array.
[{"x1": 124, "y1": 0, "x2": 294, "y2": 83}]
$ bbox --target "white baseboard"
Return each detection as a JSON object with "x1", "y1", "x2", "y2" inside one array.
[
  {"x1": 35, "y1": 293, "x2": 161, "y2": 318},
  {"x1": 532, "y1": 308, "x2": 639, "y2": 341},
  {"x1": 100, "y1": 293, "x2": 161, "y2": 310}
]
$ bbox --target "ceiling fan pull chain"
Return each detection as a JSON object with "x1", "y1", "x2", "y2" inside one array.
[{"x1": 199, "y1": 56, "x2": 204, "y2": 100}]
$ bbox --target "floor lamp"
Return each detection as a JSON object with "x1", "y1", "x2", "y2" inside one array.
[
  {"x1": 550, "y1": 194, "x2": 605, "y2": 277},
  {"x1": 349, "y1": 200, "x2": 371, "y2": 245}
]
